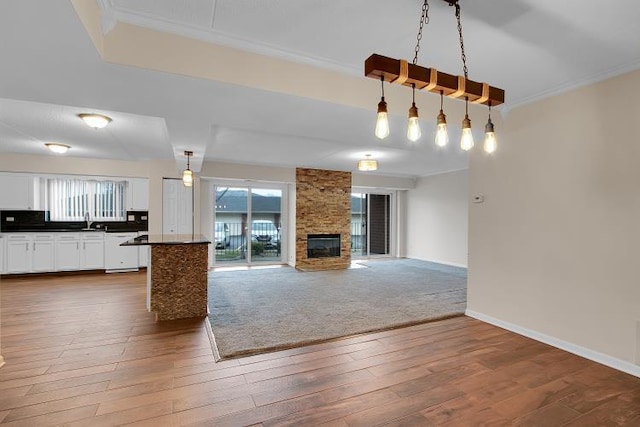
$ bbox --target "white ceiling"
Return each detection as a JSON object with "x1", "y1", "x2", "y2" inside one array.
[{"x1": 1, "y1": 0, "x2": 640, "y2": 178}]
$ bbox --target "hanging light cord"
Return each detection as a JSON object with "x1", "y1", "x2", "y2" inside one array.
[
  {"x1": 451, "y1": 0, "x2": 469, "y2": 79},
  {"x1": 412, "y1": 83, "x2": 416, "y2": 104},
  {"x1": 440, "y1": 90, "x2": 444, "y2": 110},
  {"x1": 412, "y1": 0, "x2": 430, "y2": 65},
  {"x1": 488, "y1": 102, "x2": 492, "y2": 120},
  {"x1": 380, "y1": 75, "x2": 385, "y2": 98}
]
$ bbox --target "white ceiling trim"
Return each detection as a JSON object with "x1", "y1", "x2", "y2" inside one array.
[
  {"x1": 98, "y1": 1, "x2": 360, "y2": 78},
  {"x1": 504, "y1": 57, "x2": 640, "y2": 115}
]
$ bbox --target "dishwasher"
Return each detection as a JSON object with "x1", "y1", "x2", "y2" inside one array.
[{"x1": 104, "y1": 232, "x2": 139, "y2": 272}]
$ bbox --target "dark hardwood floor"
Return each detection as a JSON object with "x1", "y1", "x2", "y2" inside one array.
[{"x1": 1, "y1": 272, "x2": 640, "y2": 426}]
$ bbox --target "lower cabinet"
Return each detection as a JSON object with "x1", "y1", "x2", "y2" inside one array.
[
  {"x1": 2, "y1": 231, "x2": 135, "y2": 274},
  {"x1": 81, "y1": 233, "x2": 104, "y2": 269},
  {"x1": 55, "y1": 233, "x2": 81, "y2": 271},
  {"x1": 6, "y1": 233, "x2": 55, "y2": 273},
  {"x1": 7, "y1": 234, "x2": 31, "y2": 273}
]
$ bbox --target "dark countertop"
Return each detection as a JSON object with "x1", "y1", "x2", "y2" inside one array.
[{"x1": 120, "y1": 234, "x2": 211, "y2": 246}]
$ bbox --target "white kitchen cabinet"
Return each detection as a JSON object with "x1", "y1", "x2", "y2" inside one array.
[
  {"x1": 31, "y1": 234, "x2": 55, "y2": 272},
  {"x1": 7, "y1": 236, "x2": 30, "y2": 273},
  {"x1": 55, "y1": 233, "x2": 81, "y2": 271},
  {"x1": 127, "y1": 178, "x2": 149, "y2": 211},
  {"x1": 105, "y1": 233, "x2": 138, "y2": 272},
  {"x1": 0, "y1": 174, "x2": 34, "y2": 210},
  {"x1": 6, "y1": 233, "x2": 54, "y2": 273},
  {"x1": 81, "y1": 232, "x2": 104, "y2": 270}
]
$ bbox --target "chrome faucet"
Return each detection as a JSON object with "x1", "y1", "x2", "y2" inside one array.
[{"x1": 84, "y1": 212, "x2": 91, "y2": 229}]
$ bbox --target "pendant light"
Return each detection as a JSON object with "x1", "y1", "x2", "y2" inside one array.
[
  {"x1": 365, "y1": 0, "x2": 503, "y2": 153},
  {"x1": 407, "y1": 84, "x2": 421, "y2": 142},
  {"x1": 374, "y1": 76, "x2": 390, "y2": 139},
  {"x1": 435, "y1": 91, "x2": 449, "y2": 147},
  {"x1": 484, "y1": 103, "x2": 497, "y2": 153},
  {"x1": 460, "y1": 97, "x2": 474, "y2": 151},
  {"x1": 182, "y1": 151, "x2": 194, "y2": 187},
  {"x1": 357, "y1": 154, "x2": 378, "y2": 171}
]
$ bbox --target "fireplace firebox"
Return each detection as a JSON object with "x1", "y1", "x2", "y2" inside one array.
[{"x1": 307, "y1": 234, "x2": 340, "y2": 258}]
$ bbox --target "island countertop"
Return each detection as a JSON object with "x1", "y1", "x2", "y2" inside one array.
[{"x1": 120, "y1": 234, "x2": 211, "y2": 246}]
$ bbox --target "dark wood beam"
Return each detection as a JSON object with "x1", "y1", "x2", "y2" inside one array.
[{"x1": 364, "y1": 54, "x2": 505, "y2": 106}]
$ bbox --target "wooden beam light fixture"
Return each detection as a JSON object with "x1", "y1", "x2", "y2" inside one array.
[{"x1": 365, "y1": 0, "x2": 504, "y2": 152}]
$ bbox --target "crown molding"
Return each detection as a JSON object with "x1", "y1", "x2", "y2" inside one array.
[{"x1": 98, "y1": 3, "x2": 360, "y2": 78}]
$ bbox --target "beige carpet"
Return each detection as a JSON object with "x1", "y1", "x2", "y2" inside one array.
[{"x1": 208, "y1": 258, "x2": 467, "y2": 359}]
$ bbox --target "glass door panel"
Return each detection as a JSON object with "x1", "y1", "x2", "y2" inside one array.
[
  {"x1": 351, "y1": 192, "x2": 391, "y2": 257},
  {"x1": 214, "y1": 185, "x2": 284, "y2": 266},
  {"x1": 351, "y1": 193, "x2": 367, "y2": 257},
  {"x1": 250, "y1": 188, "x2": 282, "y2": 264},
  {"x1": 214, "y1": 187, "x2": 248, "y2": 265}
]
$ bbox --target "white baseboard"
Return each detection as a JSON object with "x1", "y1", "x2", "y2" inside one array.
[
  {"x1": 411, "y1": 256, "x2": 467, "y2": 269},
  {"x1": 466, "y1": 309, "x2": 640, "y2": 379}
]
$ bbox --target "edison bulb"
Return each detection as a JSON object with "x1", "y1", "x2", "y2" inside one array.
[
  {"x1": 407, "y1": 117, "x2": 421, "y2": 142},
  {"x1": 460, "y1": 128, "x2": 474, "y2": 151},
  {"x1": 435, "y1": 123, "x2": 449, "y2": 147},
  {"x1": 484, "y1": 131, "x2": 497, "y2": 153},
  {"x1": 375, "y1": 111, "x2": 390, "y2": 139}
]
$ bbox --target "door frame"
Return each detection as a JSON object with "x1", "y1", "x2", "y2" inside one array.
[
  {"x1": 211, "y1": 179, "x2": 288, "y2": 267},
  {"x1": 351, "y1": 187, "x2": 397, "y2": 259}
]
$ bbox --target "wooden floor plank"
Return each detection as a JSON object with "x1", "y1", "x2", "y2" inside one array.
[{"x1": 2, "y1": 272, "x2": 640, "y2": 426}]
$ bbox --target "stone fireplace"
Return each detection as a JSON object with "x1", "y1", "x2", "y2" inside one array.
[{"x1": 296, "y1": 168, "x2": 351, "y2": 271}]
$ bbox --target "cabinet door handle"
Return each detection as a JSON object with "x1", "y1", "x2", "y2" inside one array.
[
  {"x1": 76, "y1": 242, "x2": 79, "y2": 250},
  {"x1": 33, "y1": 242, "x2": 36, "y2": 251},
  {"x1": 83, "y1": 242, "x2": 86, "y2": 250},
  {"x1": 26, "y1": 242, "x2": 29, "y2": 251}
]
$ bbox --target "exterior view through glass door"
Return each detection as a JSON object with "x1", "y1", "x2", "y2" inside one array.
[
  {"x1": 214, "y1": 185, "x2": 283, "y2": 265},
  {"x1": 351, "y1": 192, "x2": 391, "y2": 257}
]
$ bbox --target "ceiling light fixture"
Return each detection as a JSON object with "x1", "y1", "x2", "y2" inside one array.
[
  {"x1": 364, "y1": 0, "x2": 504, "y2": 151},
  {"x1": 45, "y1": 143, "x2": 70, "y2": 154},
  {"x1": 78, "y1": 113, "x2": 112, "y2": 129},
  {"x1": 182, "y1": 150, "x2": 194, "y2": 187},
  {"x1": 357, "y1": 154, "x2": 378, "y2": 172}
]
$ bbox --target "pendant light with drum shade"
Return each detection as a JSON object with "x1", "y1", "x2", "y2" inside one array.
[{"x1": 357, "y1": 154, "x2": 378, "y2": 171}]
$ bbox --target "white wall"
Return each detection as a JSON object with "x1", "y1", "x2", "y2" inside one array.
[
  {"x1": 468, "y1": 69, "x2": 640, "y2": 375},
  {"x1": 405, "y1": 169, "x2": 469, "y2": 267}
]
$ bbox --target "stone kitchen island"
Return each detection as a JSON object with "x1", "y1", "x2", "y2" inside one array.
[{"x1": 121, "y1": 234, "x2": 210, "y2": 321}]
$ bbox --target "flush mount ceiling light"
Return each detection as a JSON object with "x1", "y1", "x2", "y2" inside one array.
[
  {"x1": 45, "y1": 143, "x2": 70, "y2": 154},
  {"x1": 357, "y1": 154, "x2": 378, "y2": 172},
  {"x1": 182, "y1": 150, "x2": 194, "y2": 187},
  {"x1": 366, "y1": 0, "x2": 504, "y2": 152},
  {"x1": 78, "y1": 113, "x2": 112, "y2": 129}
]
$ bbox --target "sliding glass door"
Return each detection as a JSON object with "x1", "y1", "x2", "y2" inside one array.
[
  {"x1": 351, "y1": 191, "x2": 392, "y2": 257},
  {"x1": 214, "y1": 184, "x2": 284, "y2": 266}
]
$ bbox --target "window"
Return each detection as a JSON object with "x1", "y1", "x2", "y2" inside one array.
[{"x1": 46, "y1": 178, "x2": 126, "y2": 221}]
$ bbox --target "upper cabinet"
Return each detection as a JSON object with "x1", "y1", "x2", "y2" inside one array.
[
  {"x1": 0, "y1": 174, "x2": 35, "y2": 210},
  {"x1": 127, "y1": 178, "x2": 149, "y2": 211}
]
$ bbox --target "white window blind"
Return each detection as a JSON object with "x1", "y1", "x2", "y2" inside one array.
[{"x1": 46, "y1": 178, "x2": 126, "y2": 221}]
